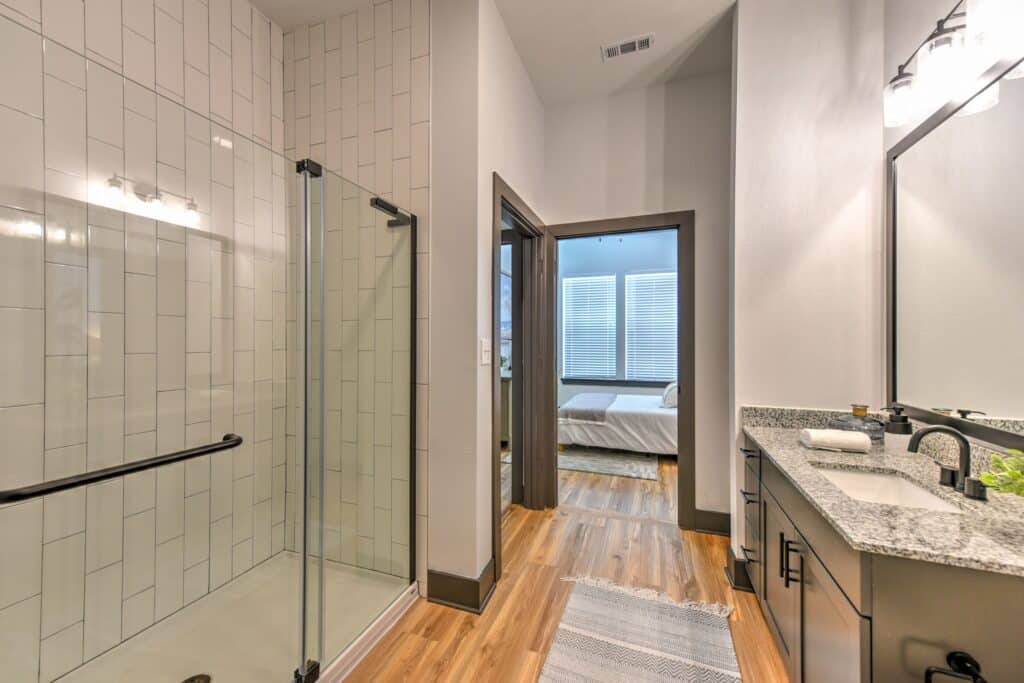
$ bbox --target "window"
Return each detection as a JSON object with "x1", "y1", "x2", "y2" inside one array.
[
  {"x1": 625, "y1": 272, "x2": 677, "y2": 381},
  {"x1": 561, "y1": 275, "x2": 616, "y2": 379}
]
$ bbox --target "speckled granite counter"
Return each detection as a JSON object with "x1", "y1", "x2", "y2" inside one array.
[{"x1": 744, "y1": 425, "x2": 1024, "y2": 578}]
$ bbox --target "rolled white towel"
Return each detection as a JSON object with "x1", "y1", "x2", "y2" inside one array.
[{"x1": 799, "y1": 429, "x2": 871, "y2": 453}]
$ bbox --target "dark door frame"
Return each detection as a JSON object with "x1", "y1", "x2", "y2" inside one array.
[
  {"x1": 491, "y1": 173, "x2": 549, "y2": 581},
  {"x1": 545, "y1": 211, "x2": 715, "y2": 532}
]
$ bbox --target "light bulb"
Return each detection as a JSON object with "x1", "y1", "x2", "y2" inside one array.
[
  {"x1": 884, "y1": 70, "x2": 916, "y2": 128},
  {"x1": 104, "y1": 177, "x2": 125, "y2": 207},
  {"x1": 918, "y1": 25, "x2": 969, "y2": 109},
  {"x1": 184, "y1": 200, "x2": 200, "y2": 226}
]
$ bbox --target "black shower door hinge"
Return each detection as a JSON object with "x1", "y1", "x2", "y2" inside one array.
[{"x1": 293, "y1": 660, "x2": 320, "y2": 683}]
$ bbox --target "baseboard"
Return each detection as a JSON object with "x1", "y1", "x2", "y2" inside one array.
[
  {"x1": 320, "y1": 582, "x2": 419, "y2": 682},
  {"x1": 725, "y1": 544, "x2": 754, "y2": 593},
  {"x1": 694, "y1": 509, "x2": 730, "y2": 536},
  {"x1": 426, "y1": 557, "x2": 496, "y2": 614}
]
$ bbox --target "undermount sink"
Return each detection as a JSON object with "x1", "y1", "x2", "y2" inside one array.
[{"x1": 813, "y1": 466, "x2": 960, "y2": 513}]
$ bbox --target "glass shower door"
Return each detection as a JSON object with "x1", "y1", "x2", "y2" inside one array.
[{"x1": 295, "y1": 161, "x2": 417, "y2": 677}]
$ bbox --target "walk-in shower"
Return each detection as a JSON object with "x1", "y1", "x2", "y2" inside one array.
[{"x1": 0, "y1": 95, "x2": 417, "y2": 681}]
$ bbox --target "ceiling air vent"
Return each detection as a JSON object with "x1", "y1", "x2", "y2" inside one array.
[{"x1": 600, "y1": 34, "x2": 654, "y2": 62}]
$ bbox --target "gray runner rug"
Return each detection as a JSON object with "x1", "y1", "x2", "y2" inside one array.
[
  {"x1": 540, "y1": 577, "x2": 741, "y2": 682},
  {"x1": 558, "y1": 448, "x2": 659, "y2": 480}
]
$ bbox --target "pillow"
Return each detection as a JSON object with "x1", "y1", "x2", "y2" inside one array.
[{"x1": 661, "y1": 382, "x2": 678, "y2": 408}]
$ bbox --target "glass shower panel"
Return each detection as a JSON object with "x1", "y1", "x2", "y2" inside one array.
[
  {"x1": 317, "y1": 167, "x2": 416, "y2": 667},
  {"x1": 0, "y1": 63, "x2": 303, "y2": 681}
]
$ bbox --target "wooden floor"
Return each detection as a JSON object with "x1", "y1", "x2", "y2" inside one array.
[{"x1": 348, "y1": 458, "x2": 787, "y2": 682}]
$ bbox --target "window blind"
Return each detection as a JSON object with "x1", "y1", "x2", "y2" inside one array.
[
  {"x1": 625, "y1": 272, "x2": 677, "y2": 382},
  {"x1": 562, "y1": 275, "x2": 617, "y2": 379}
]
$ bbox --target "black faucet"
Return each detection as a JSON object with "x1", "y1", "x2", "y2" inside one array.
[{"x1": 907, "y1": 425, "x2": 987, "y2": 500}]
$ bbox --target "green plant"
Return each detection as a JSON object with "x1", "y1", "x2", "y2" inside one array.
[{"x1": 979, "y1": 449, "x2": 1024, "y2": 496}]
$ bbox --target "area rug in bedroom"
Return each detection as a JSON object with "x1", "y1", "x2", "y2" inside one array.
[
  {"x1": 540, "y1": 577, "x2": 741, "y2": 682},
  {"x1": 558, "y1": 448, "x2": 659, "y2": 480}
]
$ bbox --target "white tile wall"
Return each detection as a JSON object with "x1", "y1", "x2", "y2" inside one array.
[
  {"x1": 284, "y1": 0, "x2": 429, "y2": 592},
  {"x1": 0, "y1": 0, "x2": 291, "y2": 679}
]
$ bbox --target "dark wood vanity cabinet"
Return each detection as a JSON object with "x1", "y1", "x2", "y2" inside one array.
[{"x1": 743, "y1": 438, "x2": 869, "y2": 683}]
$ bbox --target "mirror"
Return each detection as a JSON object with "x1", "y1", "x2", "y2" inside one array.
[{"x1": 891, "y1": 60, "x2": 1024, "y2": 439}]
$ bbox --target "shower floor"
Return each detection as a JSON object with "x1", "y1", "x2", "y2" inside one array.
[{"x1": 58, "y1": 552, "x2": 409, "y2": 683}]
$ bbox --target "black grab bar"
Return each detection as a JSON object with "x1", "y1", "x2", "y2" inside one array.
[{"x1": 0, "y1": 433, "x2": 243, "y2": 505}]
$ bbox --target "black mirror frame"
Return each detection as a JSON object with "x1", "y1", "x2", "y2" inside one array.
[{"x1": 886, "y1": 53, "x2": 1024, "y2": 451}]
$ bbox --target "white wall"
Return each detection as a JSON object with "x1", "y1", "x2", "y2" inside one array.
[
  {"x1": 473, "y1": 0, "x2": 545, "y2": 566},
  {"x1": 544, "y1": 72, "x2": 733, "y2": 513},
  {"x1": 731, "y1": 0, "x2": 885, "y2": 546},
  {"x1": 428, "y1": 0, "x2": 486, "y2": 579}
]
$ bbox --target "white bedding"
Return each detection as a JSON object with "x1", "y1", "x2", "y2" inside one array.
[{"x1": 558, "y1": 393, "x2": 677, "y2": 455}]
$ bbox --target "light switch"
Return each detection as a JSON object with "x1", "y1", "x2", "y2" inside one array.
[{"x1": 480, "y1": 338, "x2": 492, "y2": 366}]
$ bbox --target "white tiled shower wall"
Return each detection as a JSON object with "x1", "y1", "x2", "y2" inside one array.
[
  {"x1": 0, "y1": 0, "x2": 292, "y2": 680},
  {"x1": 283, "y1": 0, "x2": 430, "y2": 595}
]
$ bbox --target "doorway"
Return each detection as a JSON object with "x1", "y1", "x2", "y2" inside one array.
[
  {"x1": 546, "y1": 212, "x2": 701, "y2": 531},
  {"x1": 490, "y1": 174, "x2": 552, "y2": 580}
]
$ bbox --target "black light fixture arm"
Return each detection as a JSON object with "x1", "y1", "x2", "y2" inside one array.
[{"x1": 894, "y1": 0, "x2": 966, "y2": 76}]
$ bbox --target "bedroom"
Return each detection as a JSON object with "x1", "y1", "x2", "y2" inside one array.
[{"x1": 555, "y1": 227, "x2": 681, "y2": 516}]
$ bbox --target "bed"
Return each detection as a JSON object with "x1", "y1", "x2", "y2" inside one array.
[{"x1": 558, "y1": 392, "x2": 677, "y2": 456}]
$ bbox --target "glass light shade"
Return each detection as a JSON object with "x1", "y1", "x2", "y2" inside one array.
[
  {"x1": 967, "y1": 0, "x2": 1024, "y2": 78},
  {"x1": 884, "y1": 72, "x2": 916, "y2": 127},
  {"x1": 918, "y1": 28, "x2": 969, "y2": 107},
  {"x1": 955, "y1": 80, "x2": 1000, "y2": 117}
]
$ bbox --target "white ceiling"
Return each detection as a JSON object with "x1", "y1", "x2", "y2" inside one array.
[
  {"x1": 494, "y1": 0, "x2": 735, "y2": 104},
  {"x1": 250, "y1": 0, "x2": 365, "y2": 30}
]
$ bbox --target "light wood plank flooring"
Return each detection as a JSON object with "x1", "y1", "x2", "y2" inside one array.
[{"x1": 349, "y1": 457, "x2": 787, "y2": 682}]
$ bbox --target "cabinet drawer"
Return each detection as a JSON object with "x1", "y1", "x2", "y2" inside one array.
[
  {"x1": 741, "y1": 441, "x2": 761, "y2": 479},
  {"x1": 743, "y1": 503, "x2": 761, "y2": 596},
  {"x1": 761, "y1": 456, "x2": 871, "y2": 615},
  {"x1": 742, "y1": 462, "x2": 760, "y2": 508}
]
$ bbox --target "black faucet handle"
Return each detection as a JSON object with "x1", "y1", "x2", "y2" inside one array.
[
  {"x1": 939, "y1": 466, "x2": 959, "y2": 488},
  {"x1": 963, "y1": 477, "x2": 988, "y2": 501},
  {"x1": 956, "y1": 409, "x2": 986, "y2": 420}
]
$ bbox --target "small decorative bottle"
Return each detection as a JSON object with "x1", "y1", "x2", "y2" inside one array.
[{"x1": 829, "y1": 404, "x2": 885, "y2": 444}]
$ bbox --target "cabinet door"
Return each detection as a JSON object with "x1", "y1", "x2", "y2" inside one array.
[
  {"x1": 800, "y1": 535, "x2": 867, "y2": 683},
  {"x1": 762, "y1": 491, "x2": 800, "y2": 681}
]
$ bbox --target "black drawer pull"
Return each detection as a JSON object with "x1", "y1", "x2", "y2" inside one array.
[
  {"x1": 740, "y1": 489, "x2": 759, "y2": 505},
  {"x1": 740, "y1": 447, "x2": 760, "y2": 459},
  {"x1": 740, "y1": 545, "x2": 758, "y2": 564},
  {"x1": 784, "y1": 539, "x2": 801, "y2": 588}
]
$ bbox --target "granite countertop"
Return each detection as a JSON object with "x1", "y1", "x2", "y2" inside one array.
[{"x1": 744, "y1": 425, "x2": 1024, "y2": 578}]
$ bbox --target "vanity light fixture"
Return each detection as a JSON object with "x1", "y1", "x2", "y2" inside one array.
[
  {"x1": 884, "y1": 0, "x2": 1020, "y2": 128},
  {"x1": 93, "y1": 175, "x2": 201, "y2": 228}
]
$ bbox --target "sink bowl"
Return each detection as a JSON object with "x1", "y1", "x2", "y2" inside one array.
[{"x1": 813, "y1": 467, "x2": 960, "y2": 513}]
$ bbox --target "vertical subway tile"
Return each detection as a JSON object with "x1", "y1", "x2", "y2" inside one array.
[
  {"x1": 83, "y1": 561, "x2": 122, "y2": 659},
  {"x1": 155, "y1": 7, "x2": 184, "y2": 98},
  {"x1": 87, "y1": 395, "x2": 124, "y2": 470},
  {"x1": 0, "y1": 499, "x2": 43, "y2": 608},
  {"x1": 85, "y1": 0, "x2": 123, "y2": 67},
  {"x1": 87, "y1": 312, "x2": 125, "y2": 398}
]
